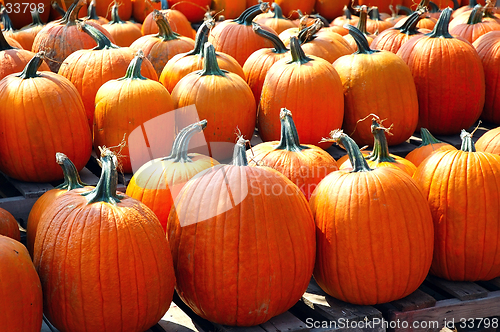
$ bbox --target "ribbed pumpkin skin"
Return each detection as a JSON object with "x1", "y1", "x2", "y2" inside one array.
[
  {"x1": 0, "y1": 72, "x2": 92, "y2": 182},
  {"x1": 102, "y1": 22, "x2": 143, "y2": 47},
  {"x1": 0, "y1": 208, "x2": 20, "y2": 241},
  {"x1": 0, "y1": 235, "x2": 43, "y2": 332},
  {"x1": 0, "y1": 49, "x2": 50, "y2": 80},
  {"x1": 167, "y1": 165, "x2": 316, "y2": 326},
  {"x1": 413, "y1": 149, "x2": 500, "y2": 281},
  {"x1": 476, "y1": 127, "x2": 500, "y2": 155},
  {"x1": 340, "y1": 153, "x2": 417, "y2": 175},
  {"x1": 333, "y1": 51, "x2": 418, "y2": 146},
  {"x1": 473, "y1": 32, "x2": 500, "y2": 124},
  {"x1": 371, "y1": 29, "x2": 424, "y2": 54},
  {"x1": 310, "y1": 167, "x2": 434, "y2": 305},
  {"x1": 34, "y1": 188, "x2": 175, "y2": 332},
  {"x1": 405, "y1": 142, "x2": 455, "y2": 166},
  {"x1": 450, "y1": 21, "x2": 500, "y2": 44}
]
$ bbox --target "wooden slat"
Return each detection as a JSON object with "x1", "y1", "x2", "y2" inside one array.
[
  {"x1": 0, "y1": 196, "x2": 38, "y2": 228},
  {"x1": 486, "y1": 277, "x2": 500, "y2": 289},
  {"x1": 6, "y1": 176, "x2": 54, "y2": 199},
  {"x1": 389, "y1": 289, "x2": 437, "y2": 312},
  {"x1": 78, "y1": 167, "x2": 100, "y2": 186},
  {"x1": 157, "y1": 302, "x2": 201, "y2": 332},
  {"x1": 389, "y1": 290, "x2": 500, "y2": 332},
  {"x1": 426, "y1": 276, "x2": 488, "y2": 301},
  {"x1": 385, "y1": 141, "x2": 416, "y2": 157},
  {"x1": 260, "y1": 311, "x2": 308, "y2": 332}
]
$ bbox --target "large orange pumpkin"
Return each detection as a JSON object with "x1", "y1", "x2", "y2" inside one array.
[
  {"x1": 0, "y1": 208, "x2": 20, "y2": 241},
  {"x1": 0, "y1": 53, "x2": 92, "y2": 182},
  {"x1": 167, "y1": 136, "x2": 316, "y2": 326},
  {"x1": 310, "y1": 130, "x2": 434, "y2": 305},
  {"x1": 413, "y1": 130, "x2": 500, "y2": 281},
  {"x1": 397, "y1": 8, "x2": 485, "y2": 135},
  {"x1": 0, "y1": 235, "x2": 43, "y2": 331},
  {"x1": 126, "y1": 120, "x2": 219, "y2": 231},
  {"x1": 34, "y1": 148, "x2": 176, "y2": 332},
  {"x1": 404, "y1": 128, "x2": 456, "y2": 166},
  {"x1": 259, "y1": 37, "x2": 344, "y2": 150},
  {"x1": 26, "y1": 153, "x2": 89, "y2": 257}
]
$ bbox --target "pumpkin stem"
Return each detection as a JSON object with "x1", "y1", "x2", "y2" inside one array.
[
  {"x1": 468, "y1": 0, "x2": 479, "y2": 8},
  {"x1": 288, "y1": 36, "x2": 312, "y2": 65},
  {"x1": 345, "y1": 24, "x2": 379, "y2": 54},
  {"x1": 17, "y1": 52, "x2": 45, "y2": 79},
  {"x1": 452, "y1": 0, "x2": 461, "y2": 9},
  {"x1": 428, "y1": 1, "x2": 440, "y2": 12},
  {"x1": 467, "y1": 5, "x2": 484, "y2": 24},
  {"x1": 87, "y1": 0, "x2": 100, "y2": 20},
  {"x1": 418, "y1": 128, "x2": 444, "y2": 147},
  {"x1": 426, "y1": 7, "x2": 453, "y2": 38},
  {"x1": 232, "y1": 136, "x2": 249, "y2": 166},
  {"x1": 109, "y1": 2, "x2": 125, "y2": 24},
  {"x1": 416, "y1": 0, "x2": 430, "y2": 10},
  {"x1": 271, "y1": 2, "x2": 286, "y2": 19},
  {"x1": 65, "y1": 0, "x2": 85, "y2": 24},
  {"x1": 398, "y1": 9, "x2": 425, "y2": 35},
  {"x1": 79, "y1": 22, "x2": 119, "y2": 50},
  {"x1": 396, "y1": 5, "x2": 413, "y2": 15},
  {"x1": 1, "y1": 10, "x2": 14, "y2": 31},
  {"x1": 164, "y1": 120, "x2": 208, "y2": 163},
  {"x1": 298, "y1": 18, "x2": 323, "y2": 44},
  {"x1": 343, "y1": 6, "x2": 352, "y2": 20},
  {"x1": 241, "y1": 3, "x2": 270, "y2": 26},
  {"x1": 367, "y1": 119, "x2": 397, "y2": 163},
  {"x1": 52, "y1": 1, "x2": 66, "y2": 17},
  {"x1": 460, "y1": 129, "x2": 476, "y2": 152},
  {"x1": 199, "y1": 42, "x2": 226, "y2": 76},
  {"x1": 310, "y1": 13, "x2": 330, "y2": 26},
  {"x1": 159, "y1": 0, "x2": 168, "y2": 10},
  {"x1": 152, "y1": 10, "x2": 181, "y2": 41},
  {"x1": 369, "y1": 6, "x2": 382, "y2": 20},
  {"x1": 356, "y1": 5, "x2": 370, "y2": 35},
  {"x1": 30, "y1": 8, "x2": 46, "y2": 26},
  {"x1": 275, "y1": 109, "x2": 309, "y2": 152},
  {"x1": 322, "y1": 130, "x2": 372, "y2": 172},
  {"x1": 186, "y1": 18, "x2": 214, "y2": 56},
  {"x1": 83, "y1": 148, "x2": 123, "y2": 205},
  {"x1": 120, "y1": 51, "x2": 146, "y2": 80},
  {"x1": 253, "y1": 23, "x2": 288, "y2": 53},
  {"x1": 0, "y1": 28, "x2": 14, "y2": 51},
  {"x1": 55, "y1": 153, "x2": 86, "y2": 190}
]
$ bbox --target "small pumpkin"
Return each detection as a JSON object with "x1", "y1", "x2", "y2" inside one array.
[
  {"x1": 94, "y1": 0, "x2": 133, "y2": 20},
  {"x1": 366, "y1": 6, "x2": 395, "y2": 33},
  {"x1": 142, "y1": 0, "x2": 195, "y2": 37},
  {"x1": 255, "y1": 3, "x2": 296, "y2": 34},
  {"x1": 0, "y1": 208, "x2": 20, "y2": 241},
  {"x1": 343, "y1": 6, "x2": 376, "y2": 51},
  {"x1": 331, "y1": 6, "x2": 359, "y2": 27},
  {"x1": 405, "y1": 128, "x2": 456, "y2": 166},
  {"x1": 102, "y1": 1, "x2": 143, "y2": 47},
  {"x1": 450, "y1": 4, "x2": 500, "y2": 43},
  {"x1": 475, "y1": 126, "x2": 500, "y2": 155},
  {"x1": 8, "y1": 10, "x2": 45, "y2": 50},
  {"x1": 85, "y1": 0, "x2": 109, "y2": 25}
]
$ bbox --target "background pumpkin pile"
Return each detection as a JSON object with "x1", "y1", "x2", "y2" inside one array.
[{"x1": 2, "y1": 0, "x2": 500, "y2": 330}]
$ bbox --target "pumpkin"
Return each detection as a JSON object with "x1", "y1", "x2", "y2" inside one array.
[
  {"x1": 3, "y1": 0, "x2": 50, "y2": 29},
  {"x1": 94, "y1": 0, "x2": 132, "y2": 20},
  {"x1": 310, "y1": 129, "x2": 434, "y2": 305},
  {"x1": 331, "y1": 6, "x2": 359, "y2": 27},
  {"x1": 1, "y1": 10, "x2": 18, "y2": 44},
  {"x1": 259, "y1": 36, "x2": 344, "y2": 150},
  {"x1": 0, "y1": 235, "x2": 43, "y2": 332},
  {"x1": 142, "y1": 0, "x2": 195, "y2": 37},
  {"x1": 243, "y1": 24, "x2": 289, "y2": 106},
  {"x1": 394, "y1": 0, "x2": 438, "y2": 30},
  {"x1": 32, "y1": 0, "x2": 115, "y2": 72},
  {"x1": 0, "y1": 208, "x2": 20, "y2": 241},
  {"x1": 339, "y1": 118, "x2": 417, "y2": 175},
  {"x1": 211, "y1": 0, "x2": 246, "y2": 19},
  {"x1": 34, "y1": 148, "x2": 175, "y2": 332},
  {"x1": 85, "y1": 0, "x2": 109, "y2": 25},
  {"x1": 130, "y1": 10, "x2": 195, "y2": 77},
  {"x1": 58, "y1": 22, "x2": 157, "y2": 129},
  {"x1": 315, "y1": 0, "x2": 351, "y2": 20},
  {"x1": 167, "y1": 136, "x2": 316, "y2": 325},
  {"x1": 358, "y1": 0, "x2": 404, "y2": 14},
  {"x1": 102, "y1": 1, "x2": 143, "y2": 47},
  {"x1": 405, "y1": 128, "x2": 456, "y2": 166},
  {"x1": 413, "y1": 130, "x2": 500, "y2": 281},
  {"x1": 274, "y1": 0, "x2": 315, "y2": 19},
  {"x1": 26, "y1": 153, "x2": 88, "y2": 257},
  {"x1": 132, "y1": 0, "x2": 161, "y2": 22},
  {"x1": 167, "y1": 0, "x2": 211, "y2": 22},
  {"x1": 8, "y1": 10, "x2": 45, "y2": 50},
  {"x1": 255, "y1": 3, "x2": 296, "y2": 34},
  {"x1": 475, "y1": 126, "x2": 500, "y2": 155},
  {"x1": 452, "y1": 0, "x2": 481, "y2": 18},
  {"x1": 159, "y1": 19, "x2": 244, "y2": 93},
  {"x1": 208, "y1": 3, "x2": 279, "y2": 66},
  {"x1": 333, "y1": 25, "x2": 419, "y2": 147},
  {"x1": 450, "y1": 4, "x2": 500, "y2": 42},
  {"x1": 126, "y1": 120, "x2": 219, "y2": 231},
  {"x1": 171, "y1": 43, "x2": 256, "y2": 161},
  {"x1": 397, "y1": 8, "x2": 485, "y2": 135},
  {"x1": 343, "y1": 6, "x2": 376, "y2": 51},
  {"x1": 247, "y1": 108, "x2": 338, "y2": 200},
  {"x1": 371, "y1": 9, "x2": 425, "y2": 53},
  {"x1": 0, "y1": 53, "x2": 92, "y2": 182},
  {"x1": 0, "y1": 29, "x2": 50, "y2": 80},
  {"x1": 365, "y1": 6, "x2": 395, "y2": 33}
]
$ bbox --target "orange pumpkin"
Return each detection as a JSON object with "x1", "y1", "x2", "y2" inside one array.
[
  {"x1": 331, "y1": 6, "x2": 359, "y2": 27},
  {"x1": 167, "y1": 136, "x2": 316, "y2": 325},
  {"x1": 343, "y1": 6, "x2": 376, "y2": 51},
  {"x1": 0, "y1": 53, "x2": 92, "y2": 182},
  {"x1": 315, "y1": 0, "x2": 351, "y2": 20},
  {"x1": 475, "y1": 126, "x2": 500, "y2": 155},
  {"x1": 310, "y1": 130, "x2": 434, "y2": 305},
  {"x1": 102, "y1": 1, "x2": 143, "y2": 47},
  {"x1": 413, "y1": 130, "x2": 500, "y2": 281},
  {"x1": 0, "y1": 208, "x2": 20, "y2": 241},
  {"x1": 365, "y1": 6, "x2": 395, "y2": 33},
  {"x1": 132, "y1": 0, "x2": 161, "y2": 22},
  {"x1": 255, "y1": 3, "x2": 297, "y2": 34},
  {"x1": 34, "y1": 148, "x2": 175, "y2": 332},
  {"x1": 0, "y1": 235, "x2": 43, "y2": 331},
  {"x1": 274, "y1": 0, "x2": 315, "y2": 19},
  {"x1": 126, "y1": 120, "x2": 219, "y2": 231},
  {"x1": 211, "y1": 0, "x2": 246, "y2": 19},
  {"x1": 142, "y1": 0, "x2": 195, "y2": 37},
  {"x1": 95, "y1": 0, "x2": 133, "y2": 20},
  {"x1": 450, "y1": 4, "x2": 500, "y2": 43},
  {"x1": 85, "y1": 0, "x2": 109, "y2": 25},
  {"x1": 358, "y1": 0, "x2": 404, "y2": 14},
  {"x1": 259, "y1": 37, "x2": 344, "y2": 150},
  {"x1": 167, "y1": 0, "x2": 211, "y2": 22},
  {"x1": 405, "y1": 128, "x2": 456, "y2": 166},
  {"x1": 8, "y1": 10, "x2": 45, "y2": 50}
]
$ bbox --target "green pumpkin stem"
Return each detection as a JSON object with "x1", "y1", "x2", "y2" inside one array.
[
  {"x1": 120, "y1": 51, "x2": 146, "y2": 80},
  {"x1": 367, "y1": 119, "x2": 396, "y2": 163},
  {"x1": 428, "y1": 1, "x2": 440, "y2": 12},
  {"x1": 0, "y1": 29, "x2": 14, "y2": 51},
  {"x1": 199, "y1": 42, "x2": 226, "y2": 76},
  {"x1": 460, "y1": 130, "x2": 476, "y2": 152},
  {"x1": 322, "y1": 130, "x2": 372, "y2": 172},
  {"x1": 468, "y1": 0, "x2": 479, "y2": 8},
  {"x1": 343, "y1": 6, "x2": 353, "y2": 20},
  {"x1": 153, "y1": 10, "x2": 181, "y2": 41},
  {"x1": 467, "y1": 5, "x2": 484, "y2": 24},
  {"x1": 311, "y1": 14, "x2": 330, "y2": 26},
  {"x1": 356, "y1": 6, "x2": 370, "y2": 35},
  {"x1": 298, "y1": 19, "x2": 323, "y2": 44},
  {"x1": 418, "y1": 128, "x2": 444, "y2": 147},
  {"x1": 55, "y1": 153, "x2": 86, "y2": 190},
  {"x1": 275, "y1": 109, "x2": 308, "y2": 152},
  {"x1": 83, "y1": 148, "x2": 123, "y2": 205},
  {"x1": 1, "y1": 10, "x2": 14, "y2": 31},
  {"x1": 17, "y1": 53, "x2": 44, "y2": 79},
  {"x1": 235, "y1": 3, "x2": 269, "y2": 25},
  {"x1": 66, "y1": 0, "x2": 85, "y2": 24},
  {"x1": 345, "y1": 25, "x2": 379, "y2": 54},
  {"x1": 399, "y1": 10, "x2": 424, "y2": 35},
  {"x1": 253, "y1": 23, "x2": 288, "y2": 53},
  {"x1": 52, "y1": 1, "x2": 66, "y2": 17},
  {"x1": 426, "y1": 7, "x2": 453, "y2": 38},
  {"x1": 160, "y1": 0, "x2": 168, "y2": 10},
  {"x1": 288, "y1": 36, "x2": 312, "y2": 65},
  {"x1": 79, "y1": 22, "x2": 118, "y2": 50},
  {"x1": 416, "y1": 0, "x2": 430, "y2": 10},
  {"x1": 187, "y1": 19, "x2": 214, "y2": 56},
  {"x1": 30, "y1": 9, "x2": 45, "y2": 26},
  {"x1": 109, "y1": 2, "x2": 126, "y2": 24},
  {"x1": 87, "y1": 0, "x2": 100, "y2": 20},
  {"x1": 452, "y1": 0, "x2": 461, "y2": 9},
  {"x1": 232, "y1": 136, "x2": 249, "y2": 166},
  {"x1": 396, "y1": 5, "x2": 413, "y2": 15},
  {"x1": 369, "y1": 7, "x2": 382, "y2": 20},
  {"x1": 271, "y1": 3, "x2": 286, "y2": 19},
  {"x1": 164, "y1": 120, "x2": 208, "y2": 163}
]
